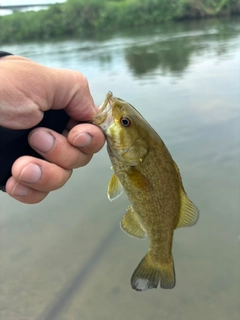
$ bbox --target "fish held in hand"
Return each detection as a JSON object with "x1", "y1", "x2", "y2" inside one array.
[{"x1": 93, "y1": 92, "x2": 199, "y2": 291}]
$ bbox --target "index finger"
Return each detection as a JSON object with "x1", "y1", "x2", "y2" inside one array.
[
  {"x1": 1, "y1": 56, "x2": 97, "y2": 125},
  {"x1": 49, "y1": 68, "x2": 97, "y2": 121}
]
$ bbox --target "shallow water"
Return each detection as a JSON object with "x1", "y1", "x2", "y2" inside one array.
[{"x1": 0, "y1": 18, "x2": 240, "y2": 320}]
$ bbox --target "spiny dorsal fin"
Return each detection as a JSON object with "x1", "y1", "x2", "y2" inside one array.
[
  {"x1": 120, "y1": 206, "x2": 147, "y2": 238},
  {"x1": 107, "y1": 173, "x2": 123, "y2": 201}
]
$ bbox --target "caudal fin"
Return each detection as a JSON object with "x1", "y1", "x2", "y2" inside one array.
[{"x1": 131, "y1": 253, "x2": 175, "y2": 291}]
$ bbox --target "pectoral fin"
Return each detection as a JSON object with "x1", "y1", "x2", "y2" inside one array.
[
  {"x1": 127, "y1": 167, "x2": 152, "y2": 191},
  {"x1": 177, "y1": 189, "x2": 199, "y2": 228},
  {"x1": 120, "y1": 206, "x2": 146, "y2": 238},
  {"x1": 107, "y1": 173, "x2": 123, "y2": 201}
]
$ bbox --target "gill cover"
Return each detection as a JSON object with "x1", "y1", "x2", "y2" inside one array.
[{"x1": 106, "y1": 97, "x2": 148, "y2": 164}]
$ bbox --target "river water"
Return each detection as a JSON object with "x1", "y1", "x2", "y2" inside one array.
[{"x1": 0, "y1": 17, "x2": 239, "y2": 320}]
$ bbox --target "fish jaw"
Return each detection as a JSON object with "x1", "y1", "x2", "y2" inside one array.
[
  {"x1": 95, "y1": 92, "x2": 149, "y2": 165},
  {"x1": 93, "y1": 93, "x2": 124, "y2": 156},
  {"x1": 93, "y1": 91, "x2": 114, "y2": 132}
]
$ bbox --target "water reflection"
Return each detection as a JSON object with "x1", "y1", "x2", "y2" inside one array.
[
  {"x1": 125, "y1": 18, "x2": 240, "y2": 77},
  {"x1": 125, "y1": 41, "x2": 193, "y2": 76}
]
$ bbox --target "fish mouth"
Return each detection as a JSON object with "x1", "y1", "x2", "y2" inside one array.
[{"x1": 93, "y1": 92, "x2": 114, "y2": 131}]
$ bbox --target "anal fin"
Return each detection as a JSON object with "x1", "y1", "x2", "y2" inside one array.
[{"x1": 120, "y1": 206, "x2": 146, "y2": 239}]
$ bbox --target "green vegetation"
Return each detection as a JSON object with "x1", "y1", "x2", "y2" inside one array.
[{"x1": 0, "y1": 0, "x2": 239, "y2": 44}]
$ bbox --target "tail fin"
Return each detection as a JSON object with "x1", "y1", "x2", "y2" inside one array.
[{"x1": 131, "y1": 253, "x2": 175, "y2": 291}]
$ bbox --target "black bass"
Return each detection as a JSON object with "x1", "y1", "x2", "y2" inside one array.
[{"x1": 93, "y1": 92, "x2": 199, "y2": 290}]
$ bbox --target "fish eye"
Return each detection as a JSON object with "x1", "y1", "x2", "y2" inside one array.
[{"x1": 120, "y1": 117, "x2": 132, "y2": 127}]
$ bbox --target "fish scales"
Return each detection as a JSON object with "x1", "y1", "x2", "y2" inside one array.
[
  {"x1": 93, "y1": 92, "x2": 199, "y2": 291},
  {"x1": 109, "y1": 142, "x2": 180, "y2": 231},
  {"x1": 109, "y1": 141, "x2": 179, "y2": 266}
]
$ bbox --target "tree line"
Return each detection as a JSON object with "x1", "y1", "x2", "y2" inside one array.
[{"x1": 0, "y1": 0, "x2": 239, "y2": 44}]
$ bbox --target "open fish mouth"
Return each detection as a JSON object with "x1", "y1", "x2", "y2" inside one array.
[{"x1": 93, "y1": 92, "x2": 114, "y2": 131}]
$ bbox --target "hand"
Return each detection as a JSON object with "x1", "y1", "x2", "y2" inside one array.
[{"x1": 0, "y1": 55, "x2": 105, "y2": 204}]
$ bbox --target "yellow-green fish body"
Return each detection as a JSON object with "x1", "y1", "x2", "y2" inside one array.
[{"x1": 93, "y1": 92, "x2": 199, "y2": 290}]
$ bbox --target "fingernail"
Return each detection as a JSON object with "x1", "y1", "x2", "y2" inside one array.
[
  {"x1": 19, "y1": 164, "x2": 42, "y2": 183},
  {"x1": 29, "y1": 131, "x2": 55, "y2": 153},
  {"x1": 72, "y1": 133, "x2": 93, "y2": 148},
  {"x1": 12, "y1": 183, "x2": 30, "y2": 196}
]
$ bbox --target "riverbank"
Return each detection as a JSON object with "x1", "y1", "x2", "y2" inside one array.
[{"x1": 0, "y1": 0, "x2": 240, "y2": 44}]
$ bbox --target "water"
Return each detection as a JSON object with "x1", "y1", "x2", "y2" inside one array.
[{"x1": 0, "y1": 18, "x2": 239, "y2": 320}]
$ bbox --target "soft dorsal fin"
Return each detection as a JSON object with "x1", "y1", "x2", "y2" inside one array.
[
  {"x1": 173, "y1": 161, "x2": 199, "y2": 228},
  {"x1": 120, "y1": 206, "x2": 147, "y2": 239},
  {"x1": 177, "y1": 189, "x2": 199, "y2": 228},
  {"x1": 107, "y1": 173, "x2": 123, "y2": 201}
]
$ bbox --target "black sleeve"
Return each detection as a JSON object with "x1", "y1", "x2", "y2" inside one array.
[
  {"x1": 0, "y1": 51, "x2": 70, "y2": 191},
  {"x1": 0, "y1": 51, "x2": 13, "y2": 57}
]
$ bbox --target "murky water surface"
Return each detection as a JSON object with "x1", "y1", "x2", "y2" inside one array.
[{"x1": 1, "y1": 18, "x2": 240, "y2": 320}]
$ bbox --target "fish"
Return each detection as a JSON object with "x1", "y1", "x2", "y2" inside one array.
[{"x1": 93, "y1": 92, "x2": 199, "y2": 291}]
